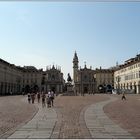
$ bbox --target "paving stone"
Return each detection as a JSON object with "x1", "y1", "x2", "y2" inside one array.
[
  {"x1": 8, "y1": 102, "x2": 57, "y2": 139},
  {"x1": 9, "y1": 135, "x2": 29, "y2": 139},
  {"x1": 3, "y1": 94, "x2": 137, "y2": 139},
  {"x1": 85, "y1": 96, "x2": 135, "y2": 139}
]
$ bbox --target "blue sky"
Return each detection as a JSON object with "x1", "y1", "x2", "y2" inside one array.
[{"x1": 0, "y1": 2, "x2": 140, "y2": 80}]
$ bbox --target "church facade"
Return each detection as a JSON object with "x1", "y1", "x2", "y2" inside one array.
[
  {"x1": 73, "y1": 52, "x2": 114, "y2": 94},
  {"x1": 42, "y1": 65, "x2": 64, "y2": 93}
]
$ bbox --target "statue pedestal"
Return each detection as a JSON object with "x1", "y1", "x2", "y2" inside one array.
[
  {"x1": 67, "y1": 85, "x2": 73, "y2": 92},
  {"x1": 63, "y1": 83, "x2": 75, "y2": 96}
]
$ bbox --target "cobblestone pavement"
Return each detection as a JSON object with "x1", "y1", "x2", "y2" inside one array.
[
  {"x1": 104, "y1": 94, "x2": 140, "y2": 138},
  {"x1": 9, "y1": 103, "x2": 57, "y2": 139},
  {"x1": 85, "y1": 95, "x2": 134, "y2": 139},
  {"x1": 0, "y1": 95, "x2": 38, "y2": 138},
  {"x1": 9, "y1": 94, "x2": 107, "y2": 139},
  {"x1": 51, "y1": 94, "x2": 109, "y2": 139},
  {"x1": 1, "y1": 94, "x2": 139, "y2": 139}
]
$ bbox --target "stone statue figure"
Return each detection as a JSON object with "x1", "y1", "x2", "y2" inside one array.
[{"x1": 67, "y1": 73, "x2": 72, "y2": 84}]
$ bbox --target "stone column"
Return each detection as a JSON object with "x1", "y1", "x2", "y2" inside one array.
[
  {"x1": 137, "y1": 84, "x2": 140, "y2": 94},
  {"x1": 13, "y1": 84, "x2": 15, "y2": 94},
  {"x1": 132, "y1": 83, "x2": 136, "y2": 94},
  {"x1": 57, "y1": 85, "x2": 59, "y2": 93},
  {"x1": 136, "y1": 84, "x2": 139, "y2": 94},
  {"x1": 0, "y1": 82, "x2": 1, "y2": 95},
  {"x1": 5, "y1": 83, "x2": 7, "y2": 95},
  {"x1": 59, "y1": 85, "x2": 60, "y2": 93},
  {"x1": 1, "y1": 83, "x2": 4, "y2": 95},
  {"x1": 44, "y1": 85, "x2": 47, "y2": 92},
  {"x1": 134, "y1": 84, "x2": 137, "y2": 94},
  {"x1": 77, "y1": 85, "x2": 79, "y2": 94},
  {"x1": 47, "y1": 85, "x2": 50, "y2": 92},
  {"x1": 8, "y1": 83, "x2": 10, "y2": 93},
  {"x1": 60, "y1": 85, "x2": 62, "y2": 93}
]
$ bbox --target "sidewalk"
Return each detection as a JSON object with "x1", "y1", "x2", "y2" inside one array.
[
  {"x1": 85, "y1": 95, "x2": 135, "y2": 139},
  {"x1": 8, "y1": 104, "x2": 57, "y2": 139}
]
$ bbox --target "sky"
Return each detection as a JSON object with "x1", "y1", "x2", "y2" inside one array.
[{"x1": 0, "y1": 1, "x2": 140, "y2": 80}]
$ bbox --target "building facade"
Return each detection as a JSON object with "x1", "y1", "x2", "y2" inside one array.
[
  {"x1": 74, "y1": 64, "x2": 96, "y2": 94},
  {"x1": 114, "y1": 54, "x2": 140, "y2": 94},
  {"x1": 42, "y1": 65, "x2": 64, "y2": 93},
  {"x1": 73, "y1": 52, "x2": 114, "y2": 94},
  {"x1": 2, "y1": 52, "x2": 140, "y2": 95},
  {"x1": 94, "y1": 68, "x2": 114, "y2": 93},
  {"x1": 0, "y1": 58, "x2": 64, "y2": 95},
  {"x1": 0, "y1": 59, "x2": 22, "y2": 95},
  {"x1": 21, "y1": 66, "x2": 43, "y2": 94}
]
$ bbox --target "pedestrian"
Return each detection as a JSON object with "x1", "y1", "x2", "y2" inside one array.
[
  {"x1": 37, "y1": 92, "x2": 41, "y2": 103},
  {"x1": 47, "y1": 96, "x2": 51, "y2": 108},
  {"x1": 50, "y1": 90, "x2": 55, "y2": 107},
  {"x1": 42, "y1": 92, "x2": 46, "y2": 108},
  {"x1": 122, "y1": 93, "x2": 126, "y2": 100},
  {"x1": 47, "y1": 90, "x2": 52, "y2": 107},
  {"x1": 27, "y1": 93, "x2": 31, "y2": 104},
  {"x1": 31, "y1": 92, "x2": 35, "y2": 104},
  {"x1": 22, "y1": 92, "x2": 25, "y2": 96}
]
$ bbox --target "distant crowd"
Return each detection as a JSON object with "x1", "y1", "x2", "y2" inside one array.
[{"x1": 26, "y1": 90, "x2": 55, "y2": 108}]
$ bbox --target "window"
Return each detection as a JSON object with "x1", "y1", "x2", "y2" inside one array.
[
  {"x1": 84, "y1": 75, "x2": 87, "y2": 79},
  {"x1": 52, "y1": 75, "x2": 55, "y2": 80},
  {"x1": 136, "y1": 73, "x2": 139, "y2": 78}
]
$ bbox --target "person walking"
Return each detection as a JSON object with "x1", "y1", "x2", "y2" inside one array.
[
  {"x1": 37, "y1": 92, "x2": 41, "y2": 103},
  {"x1": 27, "y1": 93, "x2": 31, "y2": 104},
  {"x1": 47, "y1": 90, "x2": 52, "y2": 107},
  {"x1": 50, "y1": 90, "x2": 55, "y2": 107},
  {"x1": 42, "y1": 92, "x2": 46, "y2": 108},
  {"x1": 31, "y1": 93, "x2": 35, "y2": 104},
  {"x1": 47, "y1": 96, "x2": 51, "y2": 108},
  {"x1": 122, "y1": 93, "x2": 126, "y2": 100}
]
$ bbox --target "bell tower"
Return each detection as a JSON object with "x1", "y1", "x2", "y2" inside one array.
[{"x1": 73, "y1": 51, "x2": 79, "y2": 83}]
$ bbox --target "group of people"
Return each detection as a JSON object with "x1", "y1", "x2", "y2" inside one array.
[{"x1": 27, "y1": 90, "x2": 55, "y2": 108}]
